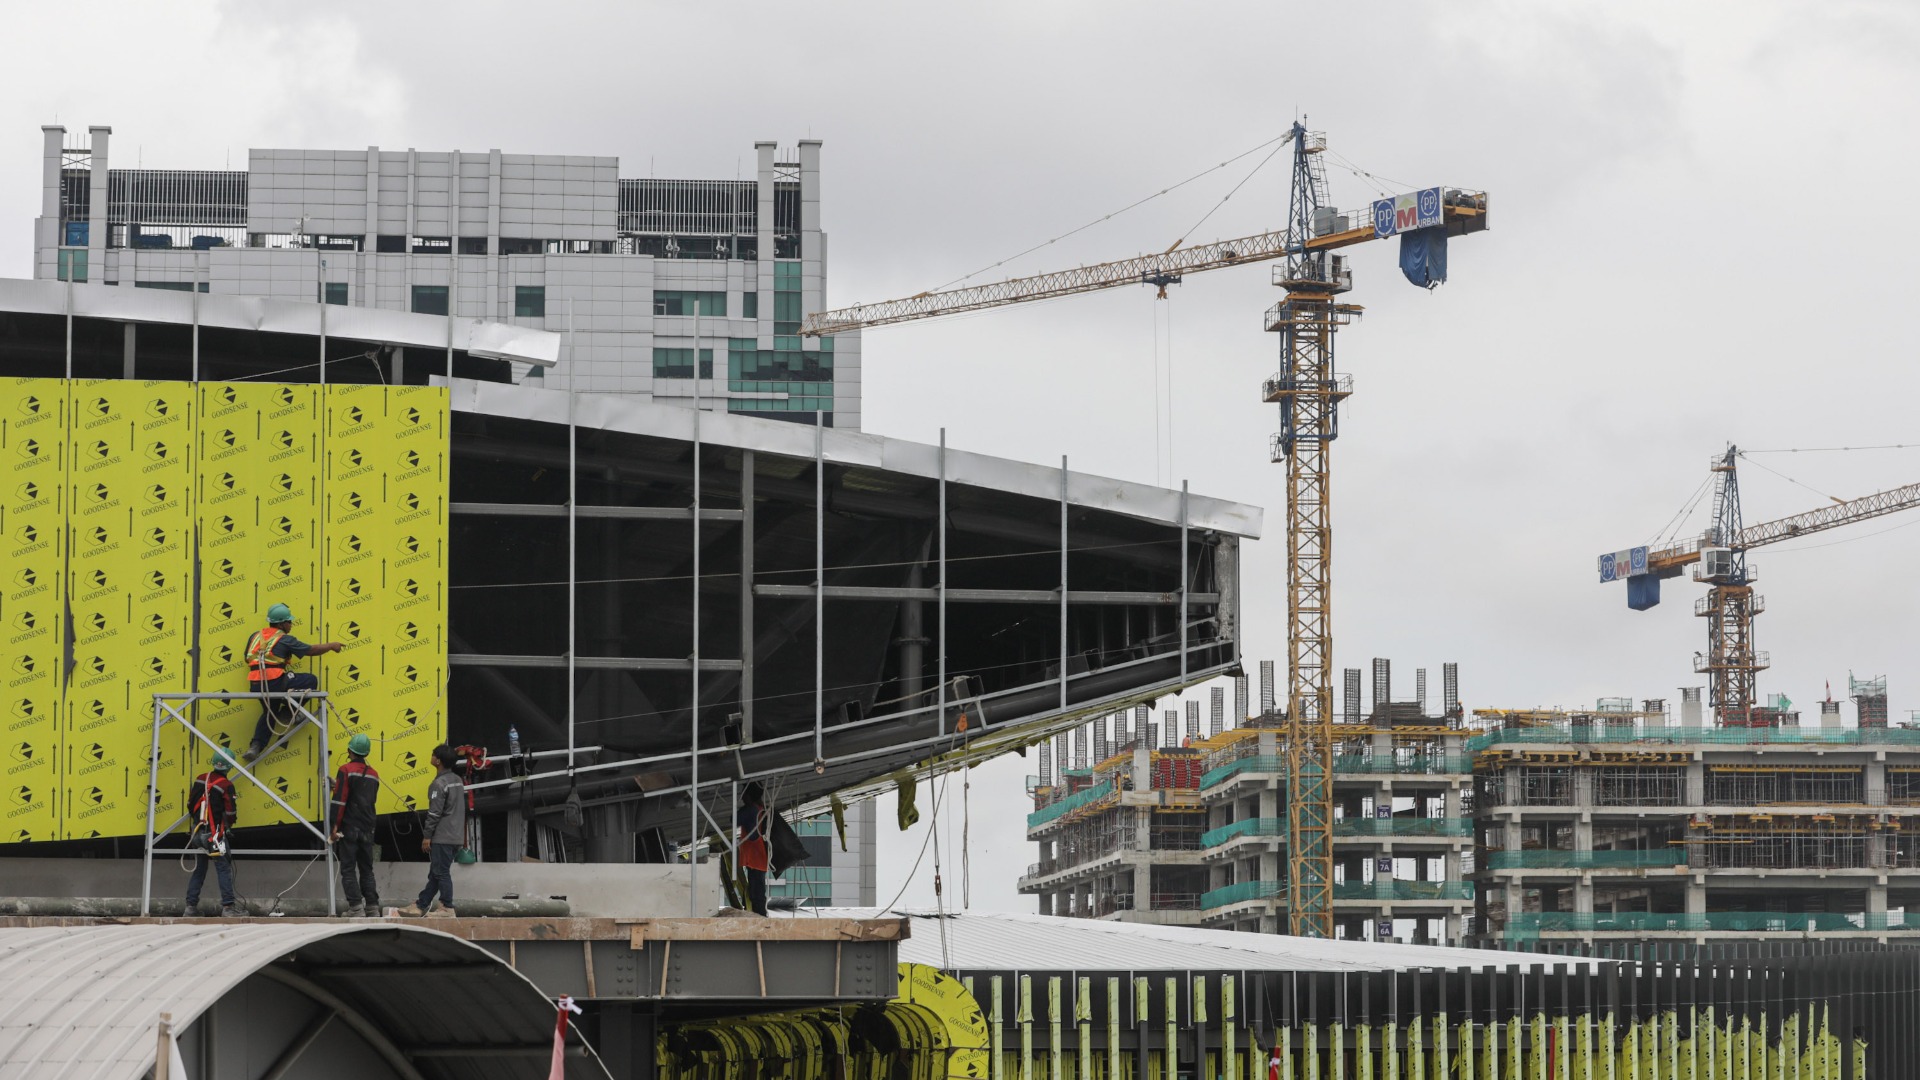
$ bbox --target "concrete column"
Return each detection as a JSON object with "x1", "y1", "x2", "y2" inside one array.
[
  {"x1": 86, "y1": 126, "x2": 109, "y2": 277},
  {"x1": 1132, "y1": 862, "x2": 1150, "y2": 913},
  {"x1": 1574, "y1": 875, "x2": 1594, "y2": 914},
  {"x1": 754, "y1": 142, "x2": 776, "y2": 353},
  {"x1": 1867, "y1": 757, "x2": 1887, "y2": 805},
  {"x1": 1686, "y1": 759, "x2": 1705, "y2": 804},
  {"x1": 37, "y1": 125, "x2": 62, "y2": 279},
  {"x1": 1868, "y1": 880, "x2": 1888, "y2": 919},
  {"x1": 1686, "y1": 876, "x2": 1706, "y2": 914}
]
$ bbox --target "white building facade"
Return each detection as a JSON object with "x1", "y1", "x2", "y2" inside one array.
[{"x1": 32, "y1": 124, "x2": 860, "y2": 428}]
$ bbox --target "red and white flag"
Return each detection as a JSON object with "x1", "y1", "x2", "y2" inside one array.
[{"x1": 549, "y1": 995, "x2": 583, "y2": 1079}]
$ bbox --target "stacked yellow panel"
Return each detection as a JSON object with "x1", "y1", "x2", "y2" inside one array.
[
  {"x1": 1, "y1": 380, "x2": 68, "y2": 842},
  {"x1": 62, "y1": 381, "x2": 199, "y2": 839},
  {"x1": 192, "y1": 382, "x2": 326, "y2": 827},
  {"x1": 320, "y1": 385, "x2": 449, "y2": 815}
]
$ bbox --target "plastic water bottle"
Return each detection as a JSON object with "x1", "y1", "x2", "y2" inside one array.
[{"x1": 508, "y1": 725, "x2": 521, "y2": 757}]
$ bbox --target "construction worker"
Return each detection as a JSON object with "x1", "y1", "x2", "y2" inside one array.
[
  {"x1": 183, "y1": 748, "x2": 242, "y2": 918},
  {"x1": 402, "y1": 745, "x2": 464, "y2": 917},
  {"x1": 244, "y1": 602, "x2": 344, "y2": 760},
  {"x1": 736, "y1": 782, "x2": 771, "y2": 916},
  {"x1": 328, "y1": 733, "x2": 382, "y2": 917}
]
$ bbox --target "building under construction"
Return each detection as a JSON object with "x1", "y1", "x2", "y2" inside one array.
[
  {"x1": 1471, "y1": 688, "x2": 1920, "y2": 949},
  {"x1": 1021, "y1": 658, "x2": 1476, "y2": 944}
]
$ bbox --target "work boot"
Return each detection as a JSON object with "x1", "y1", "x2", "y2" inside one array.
[
  {"x1": 364, "y1": 899, "x2": 382, "y2": 917},
  {"x1": 397, "y1": 903, "x2": 427, "y2": 917},
  {"x1": 341, "y1": 903, "x2": 364, "y2": 918},
  {"x1": 180, "y1": 903, "x2": 199, "y2": 918},
  {"x1": 219, "y1": 904, "x2": 245, "y2": 918},
  {"x1": 427, "y1": 905, "x2": 457, "y2": 919}
]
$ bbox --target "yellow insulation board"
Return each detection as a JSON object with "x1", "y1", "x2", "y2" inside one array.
[{"x1": 0, "y1": 376, "x2": 448, "y2": 841}]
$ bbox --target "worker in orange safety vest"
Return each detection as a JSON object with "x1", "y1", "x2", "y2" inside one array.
[{"x1": 244, "y1": 602, "x2": 344, "y2": 760}]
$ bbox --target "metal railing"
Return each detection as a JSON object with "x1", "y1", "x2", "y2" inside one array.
[
  {"x1": 1201, "y1": 879, "x2": 1284, "y2": 909},
  {"x1": 1334, "y1": 753, "x2": 1470, "y2": 775},
  {"x1": 1026, "y1": 779, "x2": 1115, "y2": 828},
  {"x1": 1468, "y1": 724, "x2": 1920, "y2": 753},
  {"x1": 1200, "y1": 755, "x2": 1284, "y2": 790},
  {"x1": 1335, "y1": 817, "x2": 1472, "y2": 838},
  {"x1": 1506, "y1": 911, "x2": 1920, "y2": 934},
  {"x1": 1486, "y1": 849, "x2": 1687, "y2": 870},
  {"x1": 1202, "y1": 817, "x2": 1285, "y2": 847},
  {"x1": 1333, "y1": 880, "x2": 1474, "y2": 902}
]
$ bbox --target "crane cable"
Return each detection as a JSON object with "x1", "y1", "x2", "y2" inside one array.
[
  {"x1": 1166, "y1": 137, "x2": 1292, "y2": 252},
  {"x1": 931, "y1": 131, "x2": 1296, "y2": 292},
  {"x1": 1742, "y1": 443, "x2": 1920, "y2": 454},
  {"x1": 1737, "y1": 451, "x2": 1844, "y2": 505}
]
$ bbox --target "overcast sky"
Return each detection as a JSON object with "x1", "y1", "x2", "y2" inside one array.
[{"x1": 5, "y1": 1, "x2": 1918, "y2": 914}]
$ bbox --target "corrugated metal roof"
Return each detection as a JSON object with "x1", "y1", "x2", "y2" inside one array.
[
  {"x1": 799, "y1": 909, "x2": 1608, "y2": 973},
  {"x1": 0, "y1": 922, "x2": 610, "y2": 1080}
]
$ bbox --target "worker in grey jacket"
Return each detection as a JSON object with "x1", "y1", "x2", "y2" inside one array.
[{"x1": 402, "y1": 744, "x2": 465, "y2": 917}]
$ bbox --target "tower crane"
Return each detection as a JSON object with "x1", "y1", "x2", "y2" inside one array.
[
  {"x1": 1598, "y1": 445, "x2": 1920, "y2": 726},
  {"x1": 803, "y1": 124, "x2": 1488, "y2": 937}
]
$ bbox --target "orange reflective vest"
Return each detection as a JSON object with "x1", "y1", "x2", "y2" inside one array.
[{"x1": 245, "y1": 626, "x2": 287, "y2": 682}]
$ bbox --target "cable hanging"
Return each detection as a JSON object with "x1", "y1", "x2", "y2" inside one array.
[{"x1": 930, "y1": 131, "x2": 1296, "y2": 292}]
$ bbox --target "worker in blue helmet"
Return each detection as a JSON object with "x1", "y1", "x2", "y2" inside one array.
[
  {"x1": 183, "y1": 748, "x2": 242, "y2": 917},
  {"x1": 244, "y1": 602, "x2": 344, "y2": 761},
  {"x1": 327, "y1": 732, "x2": 383, "y2": 916}
]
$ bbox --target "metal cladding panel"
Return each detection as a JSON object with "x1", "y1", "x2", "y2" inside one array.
[
  {"x1": 0, "y1": 922, "x2": 612, "y2": 1080},
  {"x1": 803, "y1": 910, "x2": 1610, "y2": 975}
]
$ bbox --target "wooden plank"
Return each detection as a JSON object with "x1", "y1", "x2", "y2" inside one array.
[{"x1": 622, "y1": 917, "x2": 909, "y2": 948}]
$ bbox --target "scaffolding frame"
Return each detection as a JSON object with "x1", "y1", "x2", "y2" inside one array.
[{"x1": 140, "y1": 691, "x2": 335, "y2": 916}]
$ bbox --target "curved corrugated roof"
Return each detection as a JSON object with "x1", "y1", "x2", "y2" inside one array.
[
  {"x1": 800, "y1": 909, "x2": 1611, "y2": 973},
  {"x1": 0, "y1": 922, "x2": 610, "y2": 1080}
]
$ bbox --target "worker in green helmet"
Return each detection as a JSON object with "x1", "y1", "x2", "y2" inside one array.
[
  {"x1": 327, "y1": 732, "x2": 383, "y2": 916},
  {"x1": 244, "y1": 602, "x2": 344, "y2": 761}
]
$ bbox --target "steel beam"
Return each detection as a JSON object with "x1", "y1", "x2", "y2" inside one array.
[
  {"x1": 752, "y1": 585, "x2": 1215, "y2": 605},
  {"x1": 451, "y1": 501, "x2": 743, "y2": 521},
  {"x1": 449, "y1": 654, "x2": 742, "y2": 672}
]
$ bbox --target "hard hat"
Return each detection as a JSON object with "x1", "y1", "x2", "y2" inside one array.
[
  {"x1": 266, "y1": 602, "x2": 295, "y2": 623},
  {"x1": 347, "y1": 733, "x2": 371, "y2": 756},
  {"x1": 211, "y1": 748, "x2": 237, "y2": 772}
]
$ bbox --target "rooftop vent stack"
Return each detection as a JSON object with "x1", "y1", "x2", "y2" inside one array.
[
  {"x1": 1345, "y1": 669, "x2": 1363, "y2": 724},
  {"x1": 1234, "y1": 675, "x2": 1249, "y2": 728},
  {"x1": 1443, "y1": 662, "x2": 1460, "y2": 717},
  {"x1": 1210, "y1": 686, "x2": 1226, "y2": 736},
  {"x1": 1259, "y1": 660, "x2": 1277, "y2": 718},
  {"x1": 1852, "y1": 674, "x2": 1889, "y2": 729},
  {"x1": 1680, "y1": 687, "x2": 1704, "y2": 726},
  {"x1": 1643, "y1": 698, "x2": 1668, "y2": 729},
  {"x1": 1821, "y1": 699, "x2": 1843, "y2": 728}
]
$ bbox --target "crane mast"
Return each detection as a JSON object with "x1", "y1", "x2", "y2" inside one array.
[{"x1": 1269, "y1": 123, "x2": 1357, "y2": 937}]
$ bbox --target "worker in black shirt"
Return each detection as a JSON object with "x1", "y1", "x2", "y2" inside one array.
[
  {"x1": 244, "y1": 602, "x2": 344, "y2": 760},
  {"x1": 328, "y1": 732, "x2": 382, "y2": 916},
  {"x1": 183, "y1": 748, "x2": 243, "y2": 918}
]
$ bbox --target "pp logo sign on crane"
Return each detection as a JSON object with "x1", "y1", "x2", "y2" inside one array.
[
  {"x1": 1596, "y1": 546, "x2": 1650, "y2": 583},
  {"x1": 1372, "y1": 187, "x2": 1444, "y2": 239}
]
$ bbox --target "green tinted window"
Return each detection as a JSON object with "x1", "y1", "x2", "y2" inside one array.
[
  {"x1": 653, "y1": 347, "x2": 714, "y2": 379},
  {"x1": 741, "y1": 292, "x2": 758, "y2": 319},
  {"x1": 514, "y1": 285, "x2": 545, "y2": 318},
  {"x1": 410, "y1": 285, "x2": 449, "y2": 316},
  {"x1": 322, "y1": 282, "x2": 348, "y2": 305},
  {"x1": 653, "y1": 290, "x2": 727, "y2": 317}
]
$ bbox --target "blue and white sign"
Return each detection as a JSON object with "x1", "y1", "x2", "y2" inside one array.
[
  {"x1": 1372, "y1": 187, "x2": 1445, "y2": 239},
  {"x1": 1597, "y1": 546, "x2": 1651, "y2": 583}
]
